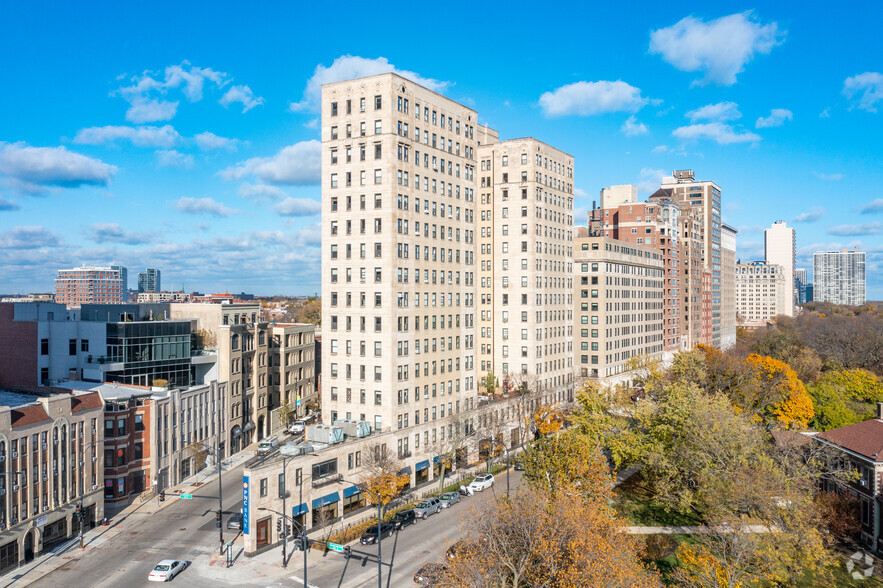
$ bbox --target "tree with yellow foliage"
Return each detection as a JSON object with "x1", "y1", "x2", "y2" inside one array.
[
  {"x1": 356, "y1": 444, "x2": 410, "y2": 518},
  {"x1": 743, "y1": 354, "x2": 814, "y2": 428}
]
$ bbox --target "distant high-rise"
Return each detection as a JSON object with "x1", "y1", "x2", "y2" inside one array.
[
  {"x1": 650, "y1": 169, "x2": 731, "y2": 349},
  {"x1": 764, "y1": 221, "x2": 796, "y2": 316},
  {"x1": 735, "y1": 261, "x2": 788, "y2": 325},
  {"x1": 795, "y1": 268, "x2": 808, "y2": 304},
  {"x1": 111, "y1": 264, "x2": 128, "y2": 293},
  {"x1": 54, "y1": 265, "x2": 124, "y2": 308},
  {"x1": 813, "y1": 248, "x2": 866, "y2": 306},
  {"x1": 138, "y1": 268, "x2": 161, "y2": 293}
]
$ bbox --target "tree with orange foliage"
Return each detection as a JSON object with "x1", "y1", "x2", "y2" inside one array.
[
  {"x1": 743, "y1": 354, "x2": 814, "y2": 428},
  {"x1": 533, "y1": 405, "x2": 564, "y2": 436},
  {"x1": 440, "y1": 480, "x2": 661, "y2": 587},
  {"x1": 357, "y1": 443, "x2": 410, "y2": 518}
]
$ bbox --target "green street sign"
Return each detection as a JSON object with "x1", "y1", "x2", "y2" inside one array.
[
  {"x1": 327, "y1": 542, "x2": 344, "y2": 553},
  {"x1": 180, "y1": 493, "x2": 193, "y2": 499}
]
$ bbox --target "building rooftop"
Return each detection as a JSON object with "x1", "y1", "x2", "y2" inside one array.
[
  {"x1": 817, "y1": 418, "x2": 883, "y2": 461},
  {"x1": 0, "y1": 389, "x2": 41, "y2": 408},
  {"x1": 54, "y1": 380, "x2": 154, "y2": 399}
]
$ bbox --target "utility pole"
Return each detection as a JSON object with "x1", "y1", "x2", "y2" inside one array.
[{"x1": 216, "y1": 381, "x2": 224, "y2": 555}]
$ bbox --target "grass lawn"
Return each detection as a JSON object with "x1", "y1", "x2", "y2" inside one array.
[{"x1": 614, "y1": 472, "x2": 702, "y2": 527}]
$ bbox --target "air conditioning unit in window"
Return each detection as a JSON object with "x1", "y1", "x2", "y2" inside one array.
[
  {"x1": 42, "y1": 442, "x2": 47, "y2": 449},
  {"x1": 11, "y1": 518, "x2": 17, "y2": 525},
  {"x1": 54, "y1": 439, "x2": 58, "y2": 445},
  {"x1": 12, "y1": 485, "x2": 18, "y2": 491},
  {"x1": 42, "y1": 506, "x2": 49, "y2": 512},
  {"x1": 42, "y1": 474, "x2": 47, "y2": 481},
  {"x1": 0, "y1": 455, "x2": 4, "y2": 462},
  {"x1": 11, "y1": 451, "x2": 17, "y2": 458},
  {"x1": 0, "y1": 489, "x2": 4, "y2": 496},
  {"x1": 92, "y1": 457, "x2": 97, "y2": 462},
  {"x1": 92, "y1": 484, "x2": 98, "y2": 490}
]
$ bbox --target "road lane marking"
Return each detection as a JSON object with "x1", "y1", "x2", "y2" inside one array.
[{"x1": 290, "y1": 575, "x2": 321, "y2": 588}]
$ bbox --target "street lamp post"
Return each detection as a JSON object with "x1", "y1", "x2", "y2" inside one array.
[
  {"x1": 75, "y1": 439, "x2": 104, "y2": 549},
  {"x1": 492, "y1": 442, "x2": 511, "y2": 498},
  {"x1": 341, "y1": 478, "x2": 385, "y2": 588},
  {"x1": 190, "y1": 440, "x2": 224, "y2": 554},
  {"x1": 279, "y1": 444, "x2": 312, "y2": 581}
]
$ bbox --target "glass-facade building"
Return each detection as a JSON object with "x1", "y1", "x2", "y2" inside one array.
[{"x1": 104, "y1": 321, "x2": 193, "y2": 387}]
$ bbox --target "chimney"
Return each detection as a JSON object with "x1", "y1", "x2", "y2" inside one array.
[{"x1": 877, "y1": 402, "x2": 883, "y2": 420}]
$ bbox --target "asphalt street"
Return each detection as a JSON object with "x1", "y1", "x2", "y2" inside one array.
[
  {"x1": 292, "y1": 470, "x2": 524, "y2": 588},
  {"x1": 27, "y1": 463, "x2": 246, "y2": 588}
]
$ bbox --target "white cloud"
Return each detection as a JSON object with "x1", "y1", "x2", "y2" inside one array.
[
  {"x1": 827, "y1": 222, "x2": 881, "y2": 236},
  {"x1": 219, "y1": 140, "x2": 321, "y2": 185},
  {"x1": 621, "y1": 115, "x2": 648, "y2": 136},
  {"x1": 814, "y1": 172, "x2": 843, "y2": 181},
  {"x1": 0, "y1": 196, "x2": 19, "y2": 211},
  {"x1": 755, "y1": 108, "x2": 793, "y2": 128},
  {"x1": 237, "y1": 183, "x2": 287, "y2": 202},
  {"x1": 843, "y1": 72, "x2": 883, "y2": 112},
  {"x1": 87, "y1": 222, "x2": 152, "y2": 245},
  {"x1": 155, "y1": 149, "x2": 195, "y2": 169},
  {"x1": 792, "y1": 207, "x2": 825, "y2": 222},
  {"x1": 649, "y1": 11, "x2": 785, "y2": 85},
  {"x1": 672, "y1": 122, "x2": 761, "y2": 145},
  {"x1": 219, "y1": 85, "x2": 264, "y2": 113},
  {"x1": 538, "y1": 80, "x2": 649, "y2": 117},
  {"x1": 194, "y1": 132, "x2": 240, "y2": 151},
  {"x1": 290, "y1": 56, "x2": 449, "y2": 112},
  {"x1": 860, "y1": 198, "x2": 883, "y2": 214},
  {"x1": 819, "y1": 107, "x2": 831, "y2": 119},
  {"x1": 125, "y1": 98, "x2": 179, "y2": 124},
  {"x1": 73, "y1": 124, "x2": 180, "y2": 148},
  {"x1": 274, "y1": 197, "x2": 322, "y2": 217},
  {"x1": 686, "y1": 101, "x2": 741, "y2": 122},
  {"x1": 0, "y1": 226, "x2": 62, "y2": 249},
  {"x1": 638, "y1": 168, "x2": 667, "y2": 195},
  {"x1": 174, "y1": 196, "x2": 239, "y2": 217},
  {"x1": 0, "y1": 142, "x2": 117, "y2": 193}
]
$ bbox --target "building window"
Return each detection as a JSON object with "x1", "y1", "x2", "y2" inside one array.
[
  {"x1": 41, "y1": 339, "x2": 49, "y2": 355},
  {"x1": 260, "y1": 478, "x2": 268, "y2": 497}
]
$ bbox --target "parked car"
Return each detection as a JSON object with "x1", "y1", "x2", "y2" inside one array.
[
  {"x1": 226, "y1": 513, "x2": 243, "y2": 530},
  {"x1": 439, "y1": 492, "x2": 460, "y2": 508},
  {"x1": 413, "y1": 562, "x2": 447, "y2": 585},
  {"x1": 513, "y1": 461, "x2": 525, "y2": 471},
  {"x1": 468, "y1": 473, "x2": 495, "y2": 492},
  {"x1": 391, "y1": 509, "x2": 417, "y2": 530},
  {"x1": 445, "y1": 539, "x2": 468, "y2": 560},
  {"x1": 360, "y1": 523, "x2": 395, "y2": 544},
  {"x1": 148, "y1": 559, "x2": 186, "y2": 582},
  {"x1": 413, "y1": 497, "x2": 442, "y2": 519}
]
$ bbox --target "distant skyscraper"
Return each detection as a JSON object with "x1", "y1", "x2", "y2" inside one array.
[
  {"x1": 764, "y1": 221, "x2": 796, "y2": 316},
  {"x1": 111, "y1": 264, "x2": 128, "y2": 293},
  {"x1": 795, "y1": 268, "x2": 808, "y2": 304},
  {"x1": 54, "y1": 265, "x2": 124, "y2": 308},
  {"x1": 138, "y1": 268, "x2": 161, "y2": 293},
  {"x1": 735, "y1": 261, "x2": 788, "y2": 325},
  {"x1": 813, "y1": 248, "x2": 866, "y2": 306}
]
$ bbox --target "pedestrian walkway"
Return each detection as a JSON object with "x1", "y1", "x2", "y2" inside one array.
[
  {"x1": 625, "y1": 524, "x2": 777, "y2": 534},
  {"x1": 0, "y1": 443, "x2": 259, "y2": 587}
]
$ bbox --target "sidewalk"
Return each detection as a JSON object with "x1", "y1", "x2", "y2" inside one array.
[{"x1": 0, "y1": 443, "x2": 259, "y2": 587}]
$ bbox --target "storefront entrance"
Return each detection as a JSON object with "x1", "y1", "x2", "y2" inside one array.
[
  {"x1": 23, "y1": 530, "x2": 34, "y2": 563},
  {"x1": 256, "y1": 518, "x2": 270, "y2": 548}
]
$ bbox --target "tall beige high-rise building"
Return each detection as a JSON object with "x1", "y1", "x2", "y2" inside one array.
[
  {"x1": 735, "y1": 261, "x2": 788, "y2": 326},
  {"x1": 321, "y1": 73, "x2": 481, "y2": 445},
  {"x1": 721, "y1": 223, "x2": 738, "y2": 349},
  {"x1": 477, "y1": 138, "x2": 574, "y2": 404},
  {"x1": 764, "y1": 221, "x2": 796, "y2": 316},
  {"x1": 573, "y1": 230, "x2": 665, "y2": 383}
]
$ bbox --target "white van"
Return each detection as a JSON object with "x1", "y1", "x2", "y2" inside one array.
[
  {"x1": 257, "y1": 437, "x2": 279, "y2": 454},
  {"x1": 289, "y1": 420, "x2": 306, "y2": 435}
]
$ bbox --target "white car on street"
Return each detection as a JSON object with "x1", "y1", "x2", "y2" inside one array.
[
  {"x1": 148, "y1": 559, "x2": 186, "y2": 582},
  {"x1": 468, "y1": 473, "x2": 495, "y2": 492}
]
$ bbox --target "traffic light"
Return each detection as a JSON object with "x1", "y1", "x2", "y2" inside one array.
[
  {"x1": 74, "y1": 502, "x2": 81, "y2": 516},
  {"x1": 343, "y1": 546, "x2": 351, "y2": 560},
  {"x1": 159, "y1": 490, "x2": 165, "y2": 502},
  {"x1": 284, "y1": 525, "x2": 290, "y2": 537},
  {"x1": 276, "y1": 519, "x2": 282, "y2": 533},
  {"x1": 216, "y1": 510, "x2": 222, "y2": 527},
  {"x1": 292, "y1": 536, "x2": 303, "y2": 551}
]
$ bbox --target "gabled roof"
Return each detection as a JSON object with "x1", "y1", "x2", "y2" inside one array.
[
  {"x1": 817, "y1": 419, "x2": 883, "y2": 461},
  {"x1": 11, "y1": 404, "x2": 50, "y2": 429},
  {"x1": 71, "y1": 392, "x2": 103, "y2": 414}
]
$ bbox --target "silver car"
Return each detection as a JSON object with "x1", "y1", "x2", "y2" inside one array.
[
  {"x1": 439, "y1": 492, "x2": 460, "y2": 508},
  {"x1": 413, "y1": 497, "x2": 442, "y2": 519}
]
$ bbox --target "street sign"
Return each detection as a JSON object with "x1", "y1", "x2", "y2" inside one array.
[
  {"x1": 180, "y1": 493, "x2": 193, "y2": 499},
  {"x1": 327, "y1": 542, "x2": 344, "y2": 553}
]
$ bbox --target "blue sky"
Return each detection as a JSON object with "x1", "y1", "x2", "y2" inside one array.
[{"x1": 1, "y1": 1, "x2": 882, "y2": 297}]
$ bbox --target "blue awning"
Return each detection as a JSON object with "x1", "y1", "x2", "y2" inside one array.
[
  {"x1": 398, "y1": 465, "x2": 412, "y2": 476},
  {"x1": 312, "y1": 492, "x2": 340, "y2": 509},
  {"x1": 433, "y1": 456, "x2": 440, "y2": 464},
  {"x1": 343, "y1": 486, "x2": 361, "y2": 498},
  {"x1": 292, "y1": 503, "x2": 308, "y2": 517},
  {"x1": 415, "y1": 460, "x2": 430, "y2": 471}
]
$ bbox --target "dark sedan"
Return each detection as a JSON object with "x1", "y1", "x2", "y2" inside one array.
[
  {"x1": 360, "y1": 522, "x2": 395, "y2": 544},
  {"x1": 413, "y1": 562, "x2": 447, "y2": 585}
]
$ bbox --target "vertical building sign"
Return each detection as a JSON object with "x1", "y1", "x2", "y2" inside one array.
[{"x1": 242, "y1": 476, "x2": 250, "y2": 535}]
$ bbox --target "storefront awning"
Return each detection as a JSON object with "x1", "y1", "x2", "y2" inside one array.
[
  {"x1": 415, "y1": 460, "x2": 430, "y2": 471},
  {"x1": 312, "y1": 492, "x2": 339, "y2": 509},
  {"x1": 343, "y1": 486, "x2": 361, "y2": 498},
  {"x1": 292, "y1": 503, "x2": 308, "y2": 517},
  {"x1": 398, "y1": 465, "x2": 412, "y2": 476}
]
